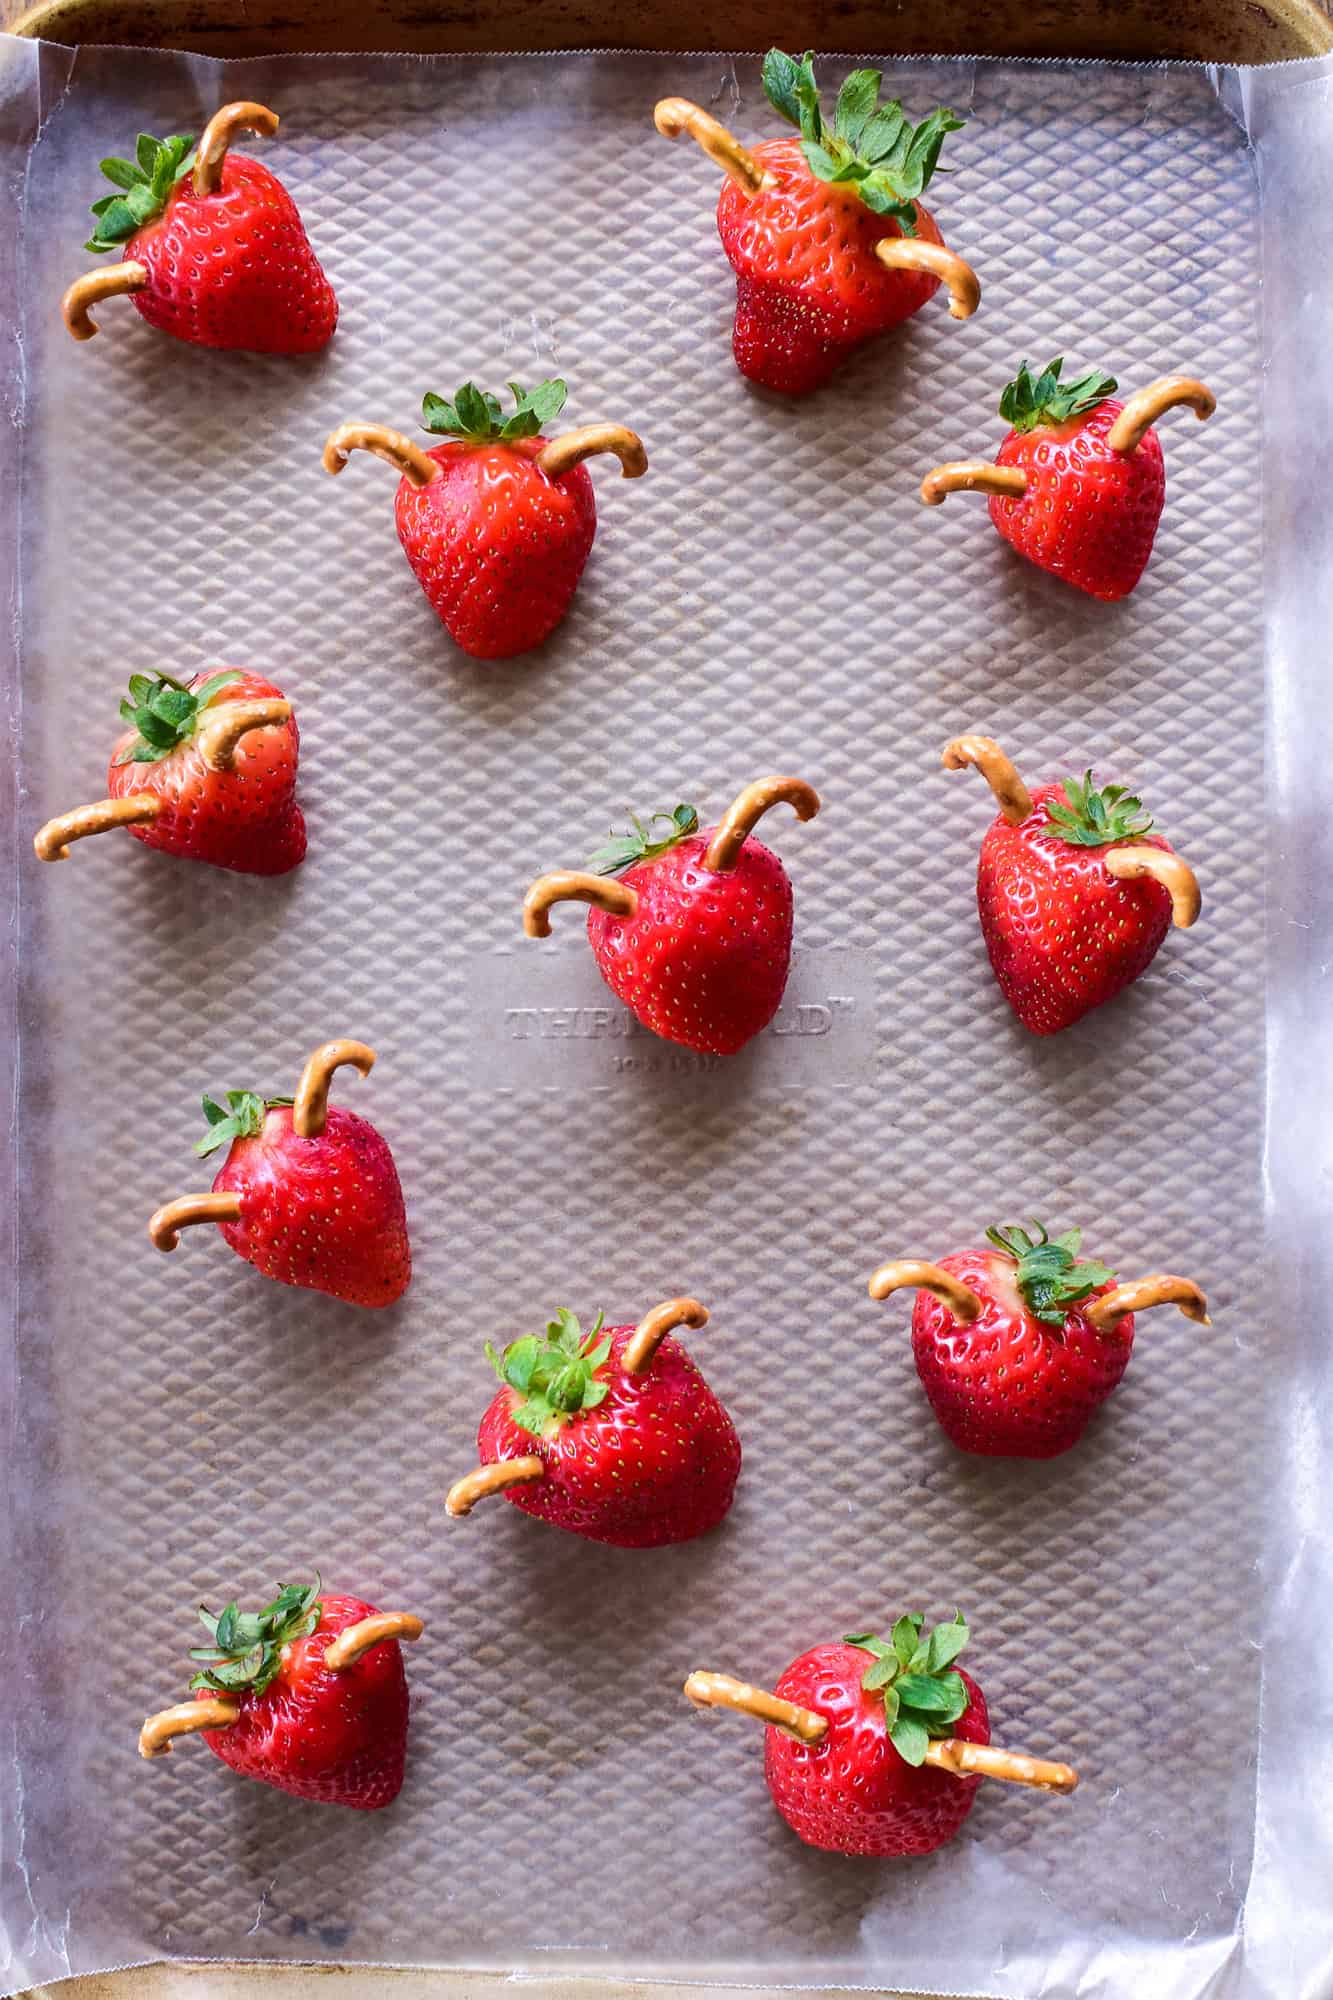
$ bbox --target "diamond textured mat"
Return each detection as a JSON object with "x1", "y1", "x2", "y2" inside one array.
[{"x1": 3, "y1": 44, "x2": 1266, "y2": 1998}]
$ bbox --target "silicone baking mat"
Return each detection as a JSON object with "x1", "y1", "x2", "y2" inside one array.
[{"x1": 1, "y1": 38, "x2": 1327, "y2": 2000}]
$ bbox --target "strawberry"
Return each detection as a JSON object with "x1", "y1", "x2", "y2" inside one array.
[
  {"x1": 35, "y1": 667, "x2": 304, "y2": 877},
  {"x1": 655, "y1": 51, "x2": 977, "y2": 396},
  {"x1": 62, "y1": 103, "x2": 337, "y2": 353},
  {"x1": 149, "y1": 1040, "x2": 411, "y2": 1309},
  {"x1": 445, "y1": 1298, "x2": 741, "y2": 1548},
  {"x1": 323, "y1": 381, "x2": 646, "y2": 660},
  {"x1": 684, "y1": 1611, "x2": 1077, "y2": 1856},
  {"x1": 868, "y1": 1224, "x2": 1211, "y2": 1458},
  {"x1": 921, "y1": 358, "x2": 1216, "y2": 599},
  {"x1": 943, "y1": 734, "x2": 1202, "y2": 1035},
  {"x1": 138, "y1": 1576, "x2": 423, "y2": 1809},
  {"x1": 523, "y1": 776, "x2": 820, "y2": 1055}
]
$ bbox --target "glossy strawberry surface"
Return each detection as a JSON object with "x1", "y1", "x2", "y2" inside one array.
[
  {"x1": 765, "y1": 1645, "x2": 989, "y2": 1855},
  {"x1": 975, "y1": 782, "x2": 1175, "y2": 1034},
  {"x1": 211, "y1": 1104, "x2": 411, "y2": 1308},
  {"x1": 911, "y1": 1245, "x2": 1132, "y2": 1458},
  {"x1": 201, "y1": 1592, "x2": 411, "y2": 1808},
  {"x1": 586, "y1": 826, "x2": 794, "y2": 1055},
  {"x1": 718, "y1": 139, "x2": 943, "y2": 394},
  {"x1": 127, "y1": 155, "x2": 336, "y2": 354},
  {"x1": 478, "y1": 1323, "x2": 741, "y2": 1548},
  {"x1": 988, "y1": 398, "x2": 1166, "y2": 600},
  {"x1": 107, "y1": 670, "x2": 305, "y2": 876},
  {"x1": 394, "y1": 436, "x2": 598, "y2": 659}
]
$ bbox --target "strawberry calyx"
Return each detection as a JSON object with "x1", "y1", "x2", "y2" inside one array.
[
  {"x1": 485, "y1": 1309, "x2": 613, "y2": 1436},
  {"x1": 998, "y1": 357, "x2": 1118, "y2": 433},
  {"x1": 194, "y1": 1089, "x2": 296, "y2": 1157},
  {"x1": 188, "y1": 1576, "x2": 322, "y2": 1696},
  {"x1": 760, "y1": 48, "x2": 964, "y2": 230},
  {"x1": 112, "y1": 669, "x2": 243, "y2": 767},
  {"x1": 844, "y1": 1612, "x2": 971, "y2": 1766},
  {"x1": 85, "y1": 131, "x2": 197, "y2": 253},
  {"x1": 986, "y1": 1222, "x2": 1115, "y2": 1326},
  {"x1": 420, "y1": 380, "x2": 568, "y2": 446},
  {"x1": 585, "y1": 804, "x2": 699, "y2": 877},
  {"x1": 1044, "y1": 770, "x2": 1155, "y2": 848}
]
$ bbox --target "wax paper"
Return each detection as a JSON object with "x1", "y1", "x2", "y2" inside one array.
[{"x1": 0, "y1": 35, "x2": 1327, "y2": 1999}]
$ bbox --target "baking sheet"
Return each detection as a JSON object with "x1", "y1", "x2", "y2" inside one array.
[{"x1": 0, "y1": 36, "x2": 1326, "y2": 1999}]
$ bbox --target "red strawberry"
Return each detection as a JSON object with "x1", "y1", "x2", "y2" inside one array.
[
  {"x1": 868, "y1": 1225, "x2": 1211, "y2": 1458},
  {"x1": 149, "y1": 1040, "x2": 411, "y2": 1309},
  {"x1": 943, "y1": 734, "x2": 1202, "y2": 1035},
  {"x1": 138, "y1": 1577, "x2": 423, "y2": 1809},
  {"x1": 62, "y1": 104, "x2": 336, "y2": 353},
  {"x1": 685, "y1": 1611, "x2": 1077, "y2": 1856},
  {"x1": 35, "y1": 667, "x2": 303, "y2": 877},
  {"x1": 656, "y1": 51, "x2": 977, "y2": 396},
  {"x1": 446, "y1": 1298, "x2": 741, "y2": 1548},
  {"x1": 323, "y1": 381, "x2": 646, "y2": 660},
  {"x1": 921, "y1": 358, "x2": 1216, "y2": 599},
  {"x1": 523, "y1": 777, "x2": 820, "y2": 1055}
]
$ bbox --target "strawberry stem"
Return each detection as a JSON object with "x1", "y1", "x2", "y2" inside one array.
[{"x1": 760, "y1": 50, "x2": 964, "y2": 230}]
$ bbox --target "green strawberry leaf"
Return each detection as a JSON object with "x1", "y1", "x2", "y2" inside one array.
[
  {"x1": 1043, "y1": 769, "x2": 1156, "y2": 848},
  {"x1": 84, "y1": 127, "x2": 198, "y2": 251},
  {"x1": 999, "y1": 357, "x2": 1118, "y2": 433},
  {"x1": 193, "y1": 1088, "x2": 291, "y2": 1159},
  {"x1": 889, "y1": 1712, "x2": 931, "y2": 1767},
  {"x1": 420, "y1": 379, "x2": 568, "y2": 446},
  {"x1": 762, "y1": 51, "x2": 963, "y2": 228},
  {"x1": 846, "y1": 1614, "x2": 972, "y2": 1757},
  {"x1": 486, "y1": 1309, "x2": 612, "y2": 1437},
  {"x1": 188, "y1": 1575, "x2": 322, "y2": 1699},
  {"x1": 111, "y1": 667, "x2": 242, "y2": 767},
  {"x1": 585, "y1": 803, "x2": 699, "y2": 877},
  {"x1": 986, "y1": 1221, "x2": 1116, "y2": 1327}
]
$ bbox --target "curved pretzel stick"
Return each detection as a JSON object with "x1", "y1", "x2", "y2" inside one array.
[
  {"x1": 139, "y1": 1696, "x2": 239, "y2": 1759},
  {"x1": 291, "y1": 1039, "x2": 376, "y2": 1141},
  {"x1": 1106, "y1": 376, "x2": 1216, "y2": 457},
  {"x1": 941, "y1": 735, "x2": 1033, "y2": 825},
  {"x1": 323, "y1": 1612, "x2": 423, "y2": 1671},
  {"x1": 703, "y1": 776, "x2": 821, "y2": 875},
  {"x1": 537, "y1": 425, "x2": 647, "y2": 481},
  {"x1": 1104, "y1": 846, "x2": 1201, "y2": 929},
  {"x1": 445, "y1": 1457, "x2": 546, "y2": 1517},
  {"x1": 61, "y1": 260, "x2": 148, "y2": 341},
  {"x1": 875, "y1": 238, "x2": 980, "y2": 320},
  {"x1": 193, "y1": 101, "x2": 281, "y2": 196},
  {"x1": 867, "y1": 1259, "x2": 983, "y2": 1323},
  {"x1": 149, "y1": 1191, "x2": 242, "y2": 1251},
  {"x1": 622, "y1": 1297, "x2": 709, "y2": 1375},
  {"x1": 923, "y1": 1737, "x2": 1078, "y2": 1793},
  {"x1": 653, "y1": 96, "x2": 771, "y2": 196},
  {"x1": 34, "y1": 793, "x2": 160, "y2": 862},
  {"x1": 323, "y1": 424, "x2": 440, "y2": 490},
  {"x1": 1084, "y1": 1275, "x2": 1210, "y2": 1333},
  {"x1": 921, "y1": 459, "x2": 1028, "y2": 507},
  {"x1": 523, "y1": 871, "x2": 639, "y2": 938},
  {"x1": 194, "y1": 698, "x2": 292, "y2": 772},
  {"x1": 683, "y1": 1671, "x2": 828, "y2": 1745}
]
